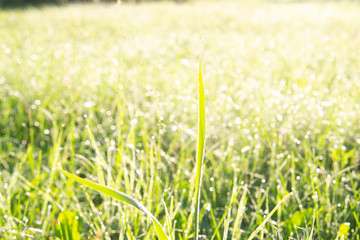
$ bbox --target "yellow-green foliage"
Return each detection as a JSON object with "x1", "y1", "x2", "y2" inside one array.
[{"x1": 1, "y1": 1, "x2": 360, "y2": 239}]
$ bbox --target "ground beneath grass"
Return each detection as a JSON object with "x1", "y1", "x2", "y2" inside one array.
[{"x1": 0, "y1": 1, "x2": 360, "y2": 239}]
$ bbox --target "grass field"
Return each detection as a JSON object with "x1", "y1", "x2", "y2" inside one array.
[{"x1": 1, "y1": 1, "x2": 360, "y2": 239}]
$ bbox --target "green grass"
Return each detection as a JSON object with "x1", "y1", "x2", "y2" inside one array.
[
  {"x1": 1, "y1": 1, "x2": 360, "y2": 239},
  {"x1": 61, "y1": 170, "x2": 170, "y2": 240}
]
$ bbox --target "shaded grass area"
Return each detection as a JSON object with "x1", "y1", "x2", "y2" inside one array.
[
  {"x1": 1, "y1": 1, "x2": 360, "y2": 239},
  {"x1": 0, "y1": 0, "x2": 65, "y2": 9}
]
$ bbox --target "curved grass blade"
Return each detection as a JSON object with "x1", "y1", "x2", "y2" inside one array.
[
  {"x1": 61, "y1": 170, "x2": 170, "y2": 240},
  {"x1": 247, "y1": 192, "x2": 293, "y2": 240},
  {"x1": 194, "y1": 58, "x2": 206, "y2": 240}
]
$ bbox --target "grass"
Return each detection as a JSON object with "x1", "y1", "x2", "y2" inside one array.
[
  {"x1": 61, "y1": 170, "x2": 170, "y2": 240},
  {"x1": 59, "y1": 58, "x2": 205, "y2": 240},
  {"x1": 193, "y1": 59, "x2": 205, "y2": 240},
  {"x1": 1, "y1": 1, "x2": 360, "y2": 239}
]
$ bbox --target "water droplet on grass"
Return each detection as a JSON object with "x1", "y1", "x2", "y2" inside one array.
[{"x1": 241, "y1": 146, "x2": 250, "y2": 153}]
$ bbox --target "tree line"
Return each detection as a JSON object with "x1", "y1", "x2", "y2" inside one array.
[{"x1": 1, "y1": 0, "x2": 183, "y2": 8}]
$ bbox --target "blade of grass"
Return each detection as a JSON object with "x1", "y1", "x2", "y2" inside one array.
[
  {"x1": 162, "y1": 199, "x2": 173, "y2": 240},
  {"x1": 232, "y1": 186, "x2": 248, "y2": 240},
  {"x1": 247, "y1": 192, "x2": 293, "y2": 240},
  {"x1": 210, "y1": 187, "x2": 243, "y2": 240},
  {"x1": 194, "y1": 58, "x2": 206, "y2": 240},
  {"x1": 61, "y1": 170, "x2": 170, "y2": 240}
]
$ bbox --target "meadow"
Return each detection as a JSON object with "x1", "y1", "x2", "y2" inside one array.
[{"x1": 0, "y1": 1, "x2": 360, "y2": 239}]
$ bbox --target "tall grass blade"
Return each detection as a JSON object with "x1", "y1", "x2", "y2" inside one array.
[
  {"x1": 194, "y1": 58, "x2": 206, "y2": 240},
  {"x1": 247, "y1": 192, "x2": 293, "y2": 240},
  {"x1": 61, "y1": 170, "x2": 170, "y2": 240}
]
